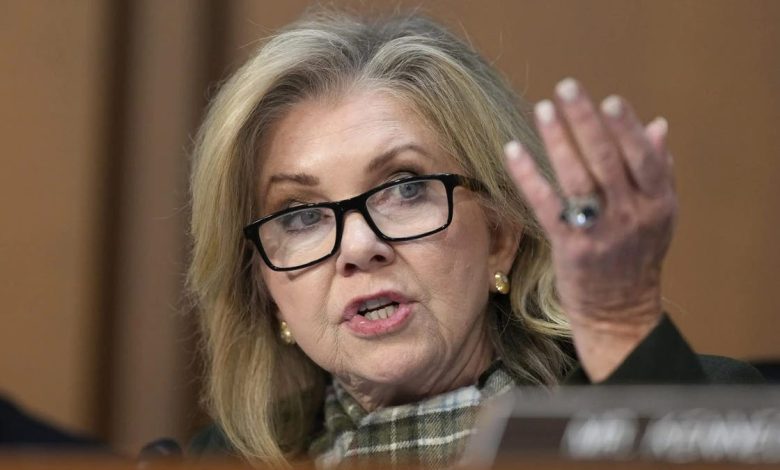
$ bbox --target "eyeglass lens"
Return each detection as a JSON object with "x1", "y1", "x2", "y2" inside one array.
[{"x1": 257, "y1": 178, "x2": 450, "y2": 269}]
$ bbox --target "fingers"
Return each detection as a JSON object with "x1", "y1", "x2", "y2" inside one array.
[
  {"x1": 645, "y1": 116, "x2": 674, "y2": 172},
  {"x1": 503, "y1": 141, "x2": 564, "y2": 235},
  {"x1": 644, "y1": 116, "x2": 668, "y2": 156},
  {"x1": 532, "y1": 78, "x2": 671, "y2": 201},
  {"x1": 551, "y1": 78, "x2": 630, "y2": 198},
  {"x1": 600, "y1": 96, "x2": 670, "y2": 196},
  {"x1": 534, "y1": 100, "x2": 597, "y2": 198},
  {"x1": 504, "y1": 78, "x2": 676, "y2": 243}
]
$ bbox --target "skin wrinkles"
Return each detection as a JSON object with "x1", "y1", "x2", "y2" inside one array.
[
  {"x1": 263, "y1": 143, "x2": 434, "y2": 207},
  {"x1": 258, "y1": 112, "x2": 412, "y2": 208},
  {"x1": 256, "y1": 90, "x2": 517, "y2": 411}
]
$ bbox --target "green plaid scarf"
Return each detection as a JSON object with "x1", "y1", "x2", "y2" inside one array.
[{"x1": 308, "y1": 363, "x2": 515, "y2": 468}]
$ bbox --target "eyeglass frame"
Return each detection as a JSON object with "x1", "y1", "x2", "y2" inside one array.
[{"x1": 243, "y1": 173, "x2": 486, "y2": 271}]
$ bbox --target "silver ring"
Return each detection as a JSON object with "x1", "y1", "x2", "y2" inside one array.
[{"x1": 560, "y1": 194, "x2": 601, "y2": 229}]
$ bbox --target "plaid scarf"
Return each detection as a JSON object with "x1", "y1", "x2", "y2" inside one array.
[{"x1": 308, "y1": 363, "x2": 515, "y2": 468}]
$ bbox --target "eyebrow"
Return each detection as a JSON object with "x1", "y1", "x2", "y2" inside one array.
[
  {"x1": 268, "y1": 172, "x2": 319, "y2": 187},
  {"x1": 264, "y1": 143, "x2": 431, "y2": 198},
  {"x1": 367, "y1": 143, "x2": 431, "y2": 172}
]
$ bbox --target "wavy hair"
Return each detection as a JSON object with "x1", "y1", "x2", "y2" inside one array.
[{"x1": 188, "y1": 10, "x2": 572, "y2": 466}]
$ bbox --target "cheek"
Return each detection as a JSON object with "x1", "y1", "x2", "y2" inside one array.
[
  {"x1": 420, "y1": 208, "x2": 493, "y2": 312},
  {"x1": 447, "y1": 206, "x2": 492, "y2": 270},
  {"x1": 260, "y1": 267, "x2": 332, "y2": 326}
]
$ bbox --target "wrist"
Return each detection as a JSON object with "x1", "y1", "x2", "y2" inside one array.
[
  {"x1": 565, "y1": 294, "x2": 664, "y2": 383},
  {"x1": 564, "y1": 287, "x2": 664, "y2": 335}
]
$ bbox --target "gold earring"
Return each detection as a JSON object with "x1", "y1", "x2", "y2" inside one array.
[
  {"x1": 494, "y1": 272, "x2": 510, "y2": 295},
  {"x1": 279, "y1": 320, "x2": 296, "y2": 345}
]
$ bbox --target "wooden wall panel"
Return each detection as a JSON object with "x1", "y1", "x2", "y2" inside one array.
[
  {"x1": 106, "y1": 0, "x2": 212, "y2": 455},
  {"x1": 0, "y1": 1, "x2": 109, "y2": 433}
]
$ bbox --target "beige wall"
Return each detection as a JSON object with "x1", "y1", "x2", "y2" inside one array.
[
  {"x1": 1, "y1": 0, "x2": 778, "y2": 453},
  {"x1": 0, "y1": 1, "x2": 109, "y2": 435}
]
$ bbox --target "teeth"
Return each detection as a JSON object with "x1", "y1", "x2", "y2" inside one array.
[
  {"x1": 364, "y1": 304, "x2": 397, "y2": 321},
  {"x1": 359, "y1": 296, "x2": 392, "y2": 313}
]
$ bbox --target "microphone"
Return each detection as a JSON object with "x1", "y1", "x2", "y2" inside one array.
[{"x1": 137, "y1": 438, "x2": 182, "y2": 468}]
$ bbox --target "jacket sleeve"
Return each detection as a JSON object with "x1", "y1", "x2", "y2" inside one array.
[{"x1": 564, "y1": 314, "x2": 765, "y2": 385}]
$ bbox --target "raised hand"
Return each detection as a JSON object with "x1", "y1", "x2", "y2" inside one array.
[{"x1": 504, "y1": 78, "x2": 676, "y2": 381}]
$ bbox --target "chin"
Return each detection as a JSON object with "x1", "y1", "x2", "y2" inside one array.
[{"x1": 352, "y1": 343, "x2": 438, "y2": 387}]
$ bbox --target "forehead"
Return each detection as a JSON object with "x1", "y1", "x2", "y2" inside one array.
[{"x1": 257, "y1": 90, "x2": 457, "y2": 188}]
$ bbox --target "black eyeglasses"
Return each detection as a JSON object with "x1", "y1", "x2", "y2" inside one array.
[{"x1": 243, "y1": 173, "x2": 485, "y2": 271}]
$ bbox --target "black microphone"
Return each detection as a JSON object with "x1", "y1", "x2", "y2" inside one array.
[{"x1": 137, "y1": 438, "x2": 182, "y2": 468}]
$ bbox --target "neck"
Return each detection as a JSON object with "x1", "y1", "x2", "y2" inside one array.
[{"x1": 336, "y1": 318, "x2": 495, "y2": 412}]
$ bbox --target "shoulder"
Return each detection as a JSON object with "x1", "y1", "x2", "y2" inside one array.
[
  {"x1": 188, "y1": 424, "x2": 233, "y2": 457},
  {"x1": 565, "y1": 315, "x2": 766, "y2": 385},
  {"x1": 698, "y1": 354, "x2": 766, "y2": 384}
]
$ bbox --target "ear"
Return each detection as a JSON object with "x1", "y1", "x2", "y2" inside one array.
[
  {"x1": 270, "y1": 300, "x2": 284, "y2": 322},
  {"x1": 487, "y1": 221, "x2": 521, "y2": 284}
]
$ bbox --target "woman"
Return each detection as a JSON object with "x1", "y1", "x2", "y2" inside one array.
[{"x1": 187, "y1": 11, "x2": 761, "y2": 467}]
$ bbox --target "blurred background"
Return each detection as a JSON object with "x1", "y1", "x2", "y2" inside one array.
[{"x1": 1, "y1": 0, "x2": 778, "y2": 457}]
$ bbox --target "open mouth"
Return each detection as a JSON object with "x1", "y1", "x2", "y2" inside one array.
[
  {"x1": 357, "y1": 298, "x2": 400, "y2": 321},
  {"x1": 344, "y1": 292, "x2": 414, "y2": 337}
]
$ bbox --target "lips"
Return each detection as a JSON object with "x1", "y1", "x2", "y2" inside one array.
[
  {"x1": 342, "y1": 290, "x2": 414, "y2": 337},
  {"x1": 342, "y1": 291, "x2": 411, "y2": 321}
]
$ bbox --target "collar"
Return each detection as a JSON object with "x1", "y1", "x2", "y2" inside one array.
[{"x1": 309, "y1": 360, "x2": 515, "y2": 468}]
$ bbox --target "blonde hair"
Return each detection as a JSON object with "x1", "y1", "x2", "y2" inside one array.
[{"x1": 189, "y1": 10, "x2": 572, "y2": 466}]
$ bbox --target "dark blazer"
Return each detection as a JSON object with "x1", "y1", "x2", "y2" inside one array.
[
  {"x1": 0, "y1": 396, "x2": 105, "y2": 450},
  {"x1": 565, "y1": 315, "x2": 765, "y2": 385}
]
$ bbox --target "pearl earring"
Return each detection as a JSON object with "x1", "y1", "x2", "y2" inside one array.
[
  {"x1": 494, "y1": 272, "x2": 510, "y2": 295},
  {"x1": 279, "y1": 320, "x2": 296, "y2": 345}
]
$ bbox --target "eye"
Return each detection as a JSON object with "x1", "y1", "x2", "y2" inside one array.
[
  {"x1": 397, "y1": 181, "x2": 424, "y2": 199},
  {"x1": 279, "y1": 208, "x2": 325, "y2": 231}
]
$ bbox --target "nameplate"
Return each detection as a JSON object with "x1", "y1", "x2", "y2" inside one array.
[{"x1": 464, "y1": 386, "x2": 780, "y2": 466}]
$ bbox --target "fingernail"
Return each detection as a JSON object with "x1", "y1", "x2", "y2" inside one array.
[
  {"x1": 601, "y1": 95, "x2": 623, "y2": 117},
  {"x1": 555, "y1": 77, "x2": 579, "y2": 102},
  {"x1": 535, "y1": 100, "x2": 555, "y2": 124},
  {"x1": 504, "y1": 141, "x2": 523, "y2": 160},
  {"x1": 654, "y1": 116, "x2": 669, "y2": 135},
  {"x1": 646, "y1": 116, "x2": 668, "y2": 141}
]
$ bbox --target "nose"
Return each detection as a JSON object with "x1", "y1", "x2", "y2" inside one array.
[{"x1": 335, "y1": 211, "x2": 394, "y2": 275}]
